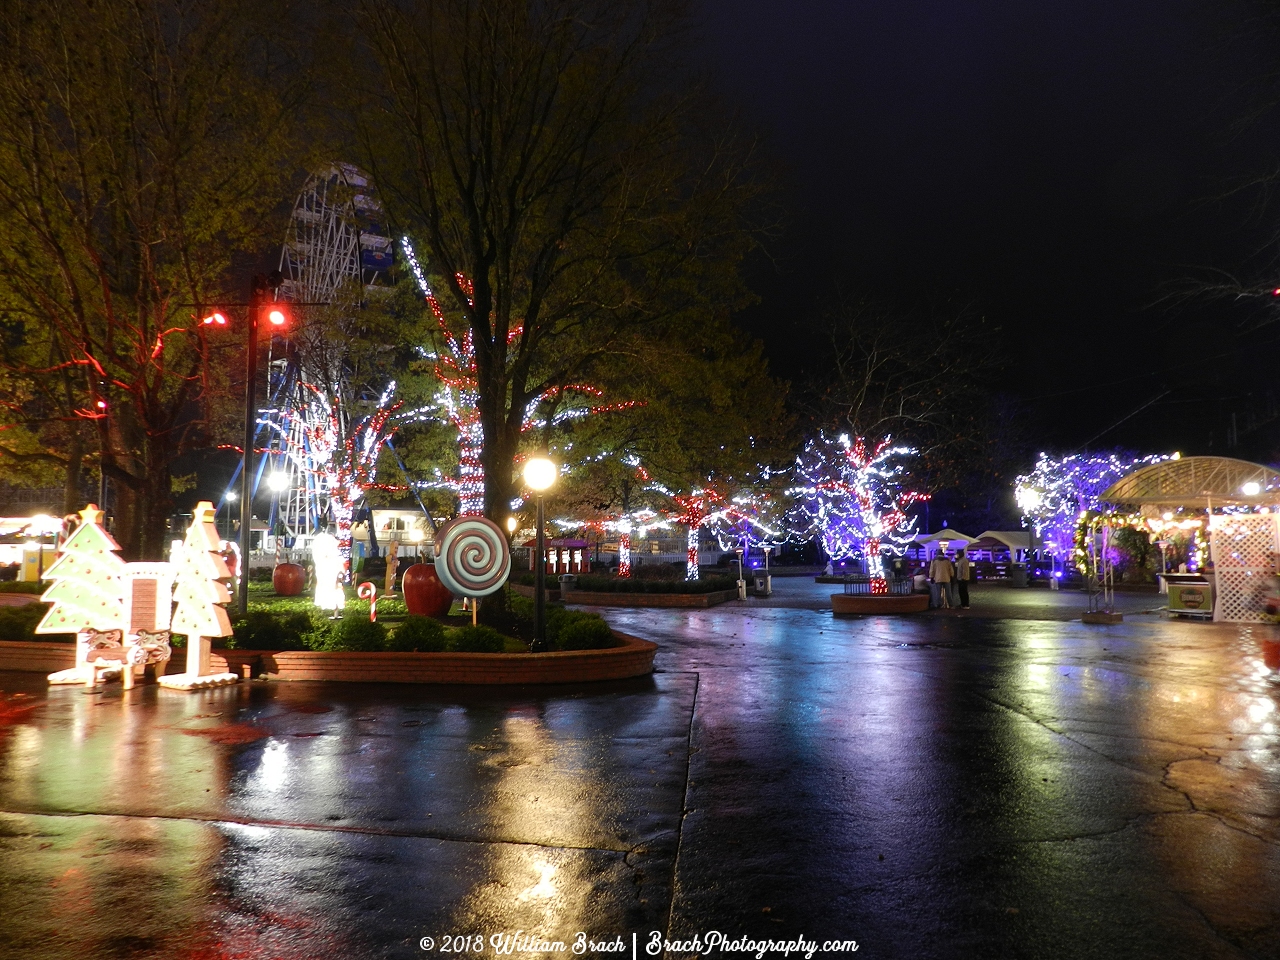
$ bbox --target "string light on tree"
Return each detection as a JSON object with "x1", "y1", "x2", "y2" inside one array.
[
  {"x1": 258, "y1": 380, "x2": 404, "y2": 575},
  {"x1": 559, "y1": 508, "x2": 668, "y2": 578},
  {"x1": 659, "y1": 486, "x2": 778, "y2": 581},
  {"x1": 1016, "y1": 451, "x2": 1171, "y2": 564},
  {"x1": 786, "y1": 433, "x2": 927, "y2": 578},
  {"x1": 400, "y1": 238, "x2": 641, "y2": 516}
]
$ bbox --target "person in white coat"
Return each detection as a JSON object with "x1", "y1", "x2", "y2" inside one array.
[
  {"x1": 929, "y1": 552, "x2": 954, "y2": 608},
  {"x1": 311, "y1": 531, "x2": 345, "y2": 617}
]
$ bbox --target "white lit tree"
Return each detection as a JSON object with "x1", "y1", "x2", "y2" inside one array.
[
  {"x1": 786, "y1": 433, "x2": 927, "y2": 578},
  {"x1": 1015, "y1": 451, "x2": 1170, "y2": 561}
]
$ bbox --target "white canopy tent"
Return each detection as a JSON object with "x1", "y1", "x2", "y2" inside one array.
[{"x1": 910, "y1": 529, "x2": 979, "y2": 559}]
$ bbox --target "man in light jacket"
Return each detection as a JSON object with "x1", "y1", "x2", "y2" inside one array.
[{"x1": 929, "y1": 552, "x2": 954, "y2": 608}]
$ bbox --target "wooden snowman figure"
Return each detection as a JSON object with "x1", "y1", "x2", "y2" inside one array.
[
  {"x1": 159, "y1": 501, "x2": 239, "y2": 690},
  {"x1": 385, "y1": 538, "x2": 400, "y2": 596},
  {"x1": 39, "y1": 505, "x2": 129, "y2": 686}
]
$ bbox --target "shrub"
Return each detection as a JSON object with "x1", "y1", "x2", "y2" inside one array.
[
  {"x1": 0, "y1": 581, "x2": 45, "y2": 594},
  {"x1": 0, "y1": 603, "x2": 53, "y2": 641},
  {"x1": 325, "y1": 614, "x2": 387, "y2": 652},
  {"x1": 303, "y1": 614, "x2": 338, "y2": 651},
  {"x1": 387, "y1": 615, "x2": 448, "y2": 652},
  {"x1": 451, "y1": 624, "x2": 506, "y2": 653},
  {"x1": 231, "y1": 610, "x2": 314, "y2": 650},
  {"x1": 556, "y1": 616, "x2": 616, "y2": 650},
  {"x1": 248, "y1": 566, "x2": 275, "y2": 582}
]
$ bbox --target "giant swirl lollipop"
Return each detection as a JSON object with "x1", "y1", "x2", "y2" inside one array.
[{"x1": 433, "y1": 517, "x2": 511, "y2": 598}]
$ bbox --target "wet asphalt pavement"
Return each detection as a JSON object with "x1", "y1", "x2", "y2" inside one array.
[{"x1": 1, "y1": 582, "x2": 1278, "y2": 959}]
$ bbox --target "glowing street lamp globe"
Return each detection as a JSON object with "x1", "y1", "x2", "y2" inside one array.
[
  {"x1": 1015, "y1": 486, "x2": 1043, "y2": 512},
  {"x1": 267, "y1": 472, "x2": 289, "y2": 492},
  {"x1": 1242, "y1": 481, "x2": 1262, "y2": 497},
  {"x1": 523, "y1": 457, "x2": 557, "y2": 492}
]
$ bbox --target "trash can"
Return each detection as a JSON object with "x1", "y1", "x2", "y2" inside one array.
[
  {"x1": 1011, "y1": 563, "x2": 1028, "y2": 588},
  {"x1": 736, "y1": 579, "x2": 747, "y2": 600},
  {"x1": 558, "y1": 574, "x2": 577, "y2": 594},
  {"x1": 752, "y1": 572, "x2": 772, "y2": 596}
]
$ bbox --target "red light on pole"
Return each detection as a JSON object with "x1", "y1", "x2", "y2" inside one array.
[
  {"x1": 268, "y1": 308, "x2": 287, "y2": 327},
  {"x1": 202, "y1": 312, "x2": 228, "y2": 325}
]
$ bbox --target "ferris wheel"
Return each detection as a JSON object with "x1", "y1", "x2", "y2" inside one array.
[
  {"x1": 278, "y1": 163, "x2": 394, "y2": 303},
  {"x1": 258, "y1": 164, "x2": 395, "y2": 547}
]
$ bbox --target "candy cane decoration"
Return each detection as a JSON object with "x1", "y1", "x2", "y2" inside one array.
[
  {"x1": 357, "y1": 581, "x2": 379, "y2": 622},
  {"x1": 433, "y1": 517, "x2": 511, "y2": 598}
]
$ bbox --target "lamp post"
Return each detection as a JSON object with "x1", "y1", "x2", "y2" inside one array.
[
  {"x1": 523, "y1": 457, "x2": 557, "y2": 652},
  {"x1": 238, "y1": 272, "x2": 285, "y2": 614},
  {"x1": 222, "y1": 490, "x2": 237, "y2": 542}
]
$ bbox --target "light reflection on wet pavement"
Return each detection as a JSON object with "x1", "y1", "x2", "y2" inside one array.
[{"x1": 1, "y1": 581, "x2": 1278, "y2": 959}]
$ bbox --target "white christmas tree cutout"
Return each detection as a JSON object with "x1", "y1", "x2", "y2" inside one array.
[{"x1": 159, "y1": 501, "x2": 238, "y2": 690}]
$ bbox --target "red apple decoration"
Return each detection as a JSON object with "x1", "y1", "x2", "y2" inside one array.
[
  {"x1": 402, "y1": 563, "x2": 454, "y2": 617},
  {"x1": 273, "y1": 562, "x2": 306, "y2": 597}
]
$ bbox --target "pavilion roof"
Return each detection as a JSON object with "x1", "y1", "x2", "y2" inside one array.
[
  {"x1": 970, "y1": 530, "x2": 1030, "y2": 552},
  {"x1": 912, "y1": 529, "x2": 979, "y2": 545},
  {"x1": 1100, "y1": 456, "x2": 1280, "y2": 508}
]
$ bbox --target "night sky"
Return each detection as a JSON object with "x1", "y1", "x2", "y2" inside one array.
[{"x1": 695, "y1": 0, "x2": 1280, "y2": 459}]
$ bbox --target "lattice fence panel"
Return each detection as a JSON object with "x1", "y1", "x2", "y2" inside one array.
[{"x1": 1210, "y1": 515, "x2": 1279, "y2": 622}]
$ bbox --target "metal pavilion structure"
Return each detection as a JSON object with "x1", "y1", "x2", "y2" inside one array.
[{"x1": 1100, "y1": 456, "x2": 1280, "y2": 622}]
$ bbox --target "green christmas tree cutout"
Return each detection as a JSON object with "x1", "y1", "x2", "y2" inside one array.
[{"x1": 36, "y1": 505, "x2": 126, "y2": 635}]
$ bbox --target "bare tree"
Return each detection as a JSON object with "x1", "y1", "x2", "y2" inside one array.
[{"x1": 810, "y1": 296, "x2": 997, "y2": 450}]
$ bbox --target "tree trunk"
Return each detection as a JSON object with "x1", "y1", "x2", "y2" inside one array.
[
  {"x1": 480, "y1": 418, "x2": 519, "y2": 525},
  {"x1": 62, "y1": 431, "x2": 83, "y2": 516}
]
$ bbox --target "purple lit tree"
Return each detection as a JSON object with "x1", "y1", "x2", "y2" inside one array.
[{"x1": 1015, "y1": 451, "x2": 1171, "y2": 563}]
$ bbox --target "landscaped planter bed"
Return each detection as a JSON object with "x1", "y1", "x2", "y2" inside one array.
[
  {"x1": 830, "y1": 593, "x2": 930, "y2": 615},
  {"x1": 561, "y1": 588, "x2": 739, "y2": 608},
  {"x1": 0, "y1": 632, "x2": 657, "y2": 686}
]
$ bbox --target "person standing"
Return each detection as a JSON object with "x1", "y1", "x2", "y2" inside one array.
[
  {"x1": 955, "y1": 548, "x2": 973, "y2": 609},
  {"x1": 929, "y1": 551, "x2": 953, "y2": 608}
]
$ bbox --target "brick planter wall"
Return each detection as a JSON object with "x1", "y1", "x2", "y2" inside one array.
[
  {"x1": 0, "y1": 640, "x2": 75, "y2": 673},
  {"x1": 830, "y1": 593, "x2": 930, "y2": 615},
  {"x1": 2, "y1": 633, "x2": 658, "y2": 686},
  {"x1": 560, "y1": 588, "x2": 739, "y2": 608}
]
